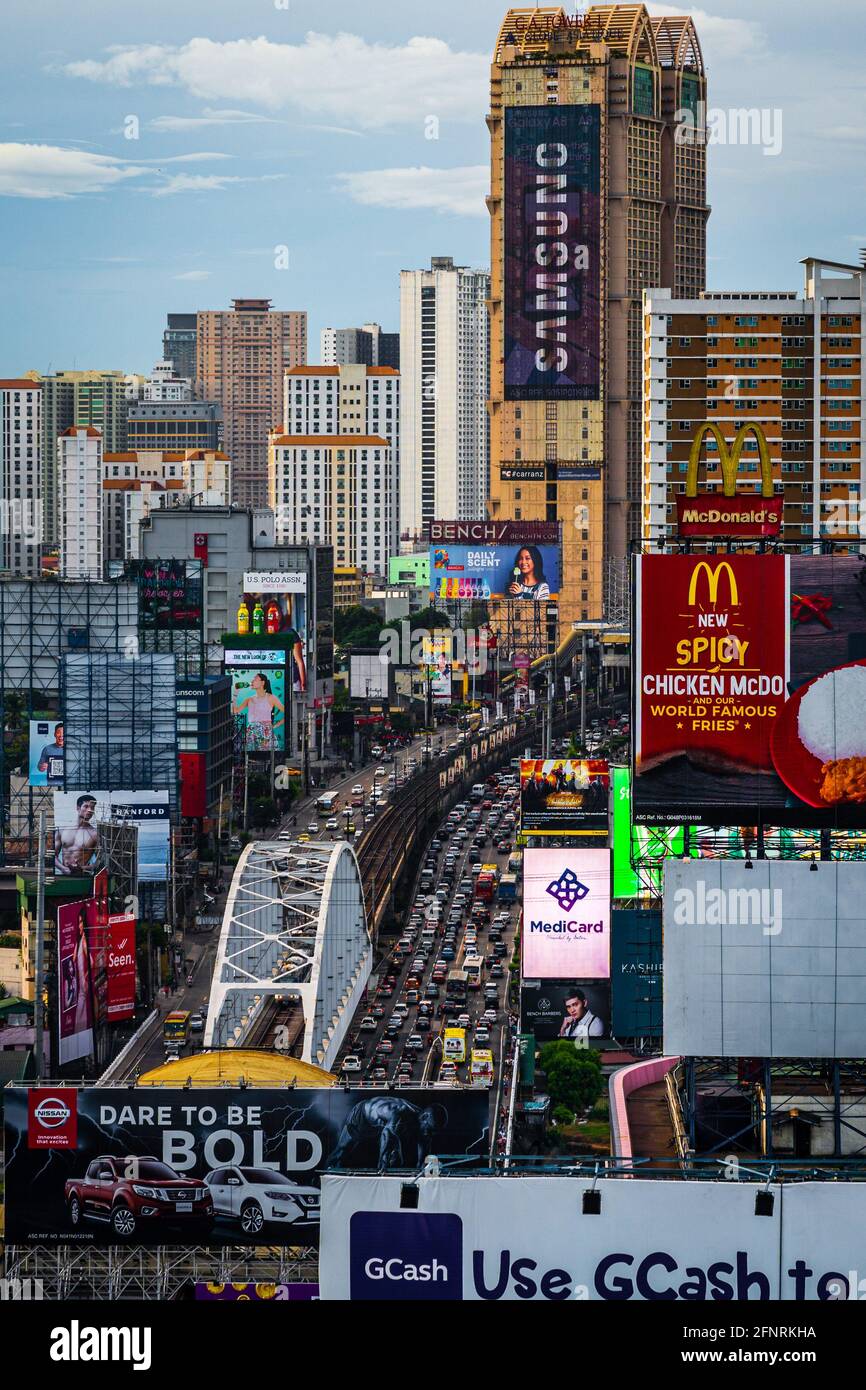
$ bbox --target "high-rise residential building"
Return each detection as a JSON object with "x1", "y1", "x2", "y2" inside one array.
[
  {"x1": 643, "y1": 257, "x2": 866, "y2": 549},
  {"x1": 399, "y1": 256, "x2": 490, "y2": 539},
  {"x1": 487, "y1": 5, "x2": 708, "y2": 626},
  {"x1": 58, "y1": 425, "x2": 103, "y2": 580},
  {"x1": 163, "y1": 313, "x2": 198, "y2": 383},
  {"x1": 143, "y1": 362, "x2": 193, "y2": 402},
  {"x1": 127, "y1": 398, "x2": 222, "y2": 453},
  {"x1": 268, "y1": 363, "x2": 399, "y2": 575},
  {"x1": 31, "y1": 369, "x2": 129, "y2": 547},
  {"x1": 103, "y1": 449, "x2": 231, "y2": 562},
  {"x1": 320, "y1": 323, "x2": 400, "y2": 369},
  {"x1": 196, "y1": 298, "x2": 307, "y2": 509},
  {"x1": 0, "y1": 379, "x2": 42, "y2": 577}
]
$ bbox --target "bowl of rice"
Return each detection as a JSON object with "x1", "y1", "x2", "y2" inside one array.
[{"x1": 771, "y1": 660, "x2": 866, "y2": 806}]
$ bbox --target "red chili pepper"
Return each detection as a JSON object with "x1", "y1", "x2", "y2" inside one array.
[{"x1": 791, "y1": 592, "x2": 833, "y2": 629}]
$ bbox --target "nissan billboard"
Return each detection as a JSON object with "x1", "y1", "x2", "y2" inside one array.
[{"x1": 3, "y1": 1087, "x2": 490, "y2": 1246}]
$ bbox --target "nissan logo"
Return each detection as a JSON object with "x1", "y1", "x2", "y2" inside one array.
[{"x1": 34, "y1": 1097, "x2": 71, "y2": 1128}]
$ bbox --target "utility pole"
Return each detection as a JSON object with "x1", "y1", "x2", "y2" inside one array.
[{"x1": 34, "y1": 810, "x2": 46, "y2": 1079}]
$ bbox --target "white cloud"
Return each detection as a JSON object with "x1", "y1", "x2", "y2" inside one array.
[
  {"x1": 0, "y1": 142, "x2": 146, "y2": 198},
  {"x1": 63, "y1": 33, "x2": 487, "y2": 129},
  {"x1": 150, "y1": 171, "x2": 285, "y2": 198},
  {"x1": 173, "y1": 270, "x2": 211, "y2": 281},
  {"x1": 337, "y1": 165, "x2": 487, "y2": 218},
  {"x1": 645, "y1": 5, "x2": 766, "y2": 61},
  {"x1": 149, "y1": 108, "x2": 283, "y2": 132}
]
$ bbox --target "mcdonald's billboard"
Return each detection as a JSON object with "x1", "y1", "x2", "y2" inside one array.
[
  {"x1": 675, "y1": 422, "x2": 783, "y2": 538},
  {"x1": 634, "y1": 553, "x2": 866, "y2": 826}
]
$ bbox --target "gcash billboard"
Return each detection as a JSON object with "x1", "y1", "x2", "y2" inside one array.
[
  {"x1": 521, "y1": 758, "x2": 609, "y2": 835},
  {"x1": 633, "y1": 552, "x2": 866, "y2": 827},
  {"x1": 319, "y1": 1173, "x2": 866, "y2": 1300},
  {"x1": 504, "y1": 105, "x2": 601, "y2": 401},
  {"x1": 663, "y1": 860, "x2": 866, "y2": 1057},
  {"x1": 522, "y1": 848, "x2": 610, "y2": 979},
  {"x1": 2, "y1": 1088, "x2": 489, "y2": 1246}
]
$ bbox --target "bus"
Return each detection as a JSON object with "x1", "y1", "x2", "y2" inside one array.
[
  {"x1": 470, "y1": 1049, "x2": 494, "y2": 1087},
  {"x1": 446, "y1": 969, "x2": 468, "y2": 1005},
  {"x1": 163, "y1": 1011, "x2": 191, "y2": 1045},
  {"x1": 443, "y1": 1027, "x2": 466, "y2": 1063},
  {"x1": 464, "y1": 954, "x2": 484, "y2": 989},
  {"x1": 317, "y1": 792, "x2": 339, "y2": 815},
  {"x1": 475, "y1": 867, "x2": 499, "y2": 902}
]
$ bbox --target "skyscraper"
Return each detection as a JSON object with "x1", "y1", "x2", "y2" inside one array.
[
  {"x1": 58, "y1": 425, "x2": 103, "y2": 580},
  {"x1": 0, "y1": 379, "x2": 41, "y2": 576},
  {"x1": 487, "y1": 5, "x2": 708, "y2": 625},
  {"x1": 320, "y1": 323, "x2": 400, "y2": 369},
  {"x1": 32, "y1": 369, "x2": 129, "y2": 547},
  {"x1": 163, "y1": 313, "x2": 198, "y2": 383},
  {"x1": 196, "y1": 298, "x2": 306, "y2": 508},
  {"x1": 399, "y1": 256, "x2": 490, "y2": 539}
]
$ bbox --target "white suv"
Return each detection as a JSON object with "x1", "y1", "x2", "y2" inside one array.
[{"x1": 204, "y1": 1166, "x2": 319, "y2": 1235}]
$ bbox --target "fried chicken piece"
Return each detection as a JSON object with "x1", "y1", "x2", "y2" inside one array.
[{"x1": 820, "y1": 757, "x2": 866, "y2": 804}]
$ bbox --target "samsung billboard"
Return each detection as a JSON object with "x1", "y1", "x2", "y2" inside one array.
[{"x1": 504, "y1": 104, "x2": 601, "y2": 401}]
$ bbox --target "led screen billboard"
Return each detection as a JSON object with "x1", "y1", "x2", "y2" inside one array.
[
  {"x1": 663, "y1": 860, "x2": 866, "y2": 1057},
  {"x1": 57, "y1": 901, "x2": 94, "y2": 1065},
  {"x1": 634, "y1": 553, "x2": 866, "y2": 827},
  {"x1": 349, "y1": 652, "x2": 390, "y2": 702},
  {"x1": 520, "y1": 979, "x2": 610, "y2": 1041},
  {"x1": 28, "y1": 718, "x2": 65, "y2": 787},
  {"x1": 2, "y1": 1087, "x2": 491, "y2": 1246},
  {"x1": 430, "y1": 541, "x2": 560, "y2": 602},
  {"x1": 53, "y1": 790, "x2": 170, "y2": 882},
  {"x1": 611, "y1": 767, "x2": 684, "y2": 896},
  {"x1": 522, "y1": 848, "x2": 610, "y2": 979},
  {"x1": 610, "y1": 908, "x2": 662, "y2": 1038},
  {"x1": 504, "y1": 104, "x2": 601, "y2": 400},
  {"x1": 128, "y1": 558, "x2": 202, "y2": 631},
  {"x1": 521, "y1": 759, "x2": 609, "y2": 835}
]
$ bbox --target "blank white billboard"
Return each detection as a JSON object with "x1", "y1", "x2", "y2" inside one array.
[
  {"x1": 663, "y1": 860, "x2": 866, "y2": 1057},
  {"x1": 350, "y1": 653, "x2": 389, "y2": 701}
]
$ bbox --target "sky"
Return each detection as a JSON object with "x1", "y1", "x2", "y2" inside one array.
[{"x1": 1, "y1": 0, "x2": 864, "y2": 375}]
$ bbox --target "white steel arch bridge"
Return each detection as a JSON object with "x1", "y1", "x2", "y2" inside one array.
[{"x1": 204, "y1": 838, "x2": 372, "y2": 1072}]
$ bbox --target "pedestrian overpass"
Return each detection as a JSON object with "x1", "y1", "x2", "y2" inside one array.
[{"x1": 204, "y1": 839, "x2": 372, "y2": 1072}]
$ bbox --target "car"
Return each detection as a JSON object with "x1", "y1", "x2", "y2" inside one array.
[
  {"x1": 341, "y1": 1055, "x2": 362, "y2": 1073},
  {"x1": 297, "y1": 833, "x2": 311, "y2": 843},
  {"x1": 370, "y1": 1067, "x2": 388, "y2": 1082},
  {"x1": 474, "y1": 1029, "x2": 491, "y2": 1045},
  {"x1": 482, "y1": 1009, "x2": 498, "y2": 1024},
  {"x1": 353, "y1": 830, "x2": 363, "y2": 843},
  {"x1": 307, "y1": 821, "x2": 320, "y2": 833},
  {"x1": 441, "y1": 946, "x2": 456, "y2": 961},
  {"x1": 376, "y1": 1039, "x2": 394, "y2": 1054},
  {"x1": 359, "y1": 1015, "x2": 377, "y2": 1031},
  {"x1": 189, "y1": 1012, "x2": 204, "y2": 1033},
  {"x1": 66, "y1": 1156, "x2": 214, "y2": 1241},
  {"x1": 352, "y1": 785, "x2": 364, "y2": 795},
  {"x1": 278, "y1": 830, "x2": 293, "y2": 842},
  {"x1": 405, "y1": 1034, "x2": 424, "y2": 1051},
  {"x1": 493, "y1": 941, "x2": 507, "y2": 958},
  {"x1": 326, "y1": 817, "x2": 339, "y2": 831},
  {"x1": 379, "y1": 983, "x2": 394, "y2": 997},
  {"x1": 365, "y1": 813, "x2": 375, "y2": 824},
  {"x1": 393, "y1": 1002, "x2": 409, "y2": 1018},
  {"x1": 416, "y1": 1016, "x2": 431, "y2": 1032},
  {"x1": 457, "y1": 1013, "x2": 471, "y2": 1028},
  {"x1": 385, "y1": 1020, "x2": 403, "y2": 1038},
  {"x1": 418, "y1": 1000, "x2": 433, "y2": 1016},
  {"x1": 406, "y1": 989, "x2": 420, "y2": 1005},
  {"x1": 490, "y1": 963, "x2": 504, "y2": 978},
  {"x1": 371, "y1": 1004, "x2": 385, "y2": 1019}
]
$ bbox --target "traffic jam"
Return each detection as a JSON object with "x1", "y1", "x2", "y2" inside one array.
[{"x1": 337, "y1": 767, "x2": 522, "y2": 1089}]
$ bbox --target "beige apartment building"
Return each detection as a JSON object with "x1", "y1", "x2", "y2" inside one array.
[
  {"x1": 642, "y1": 258, "x2": 866, "y2": 548},
  {"x1": 487, "y1": 4, "x2": 708, "y2": 632},
  {"x1": 197, "y1": 299, "x2": 306, "y2": 509}
]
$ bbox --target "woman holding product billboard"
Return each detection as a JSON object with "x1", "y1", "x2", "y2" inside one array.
[{"x1": 508, "y1": 545, "x2": 550, "y2": 601}]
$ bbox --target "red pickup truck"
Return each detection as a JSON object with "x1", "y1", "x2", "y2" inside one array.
[{"x1": 65, "y1": 1155, "x2": 214, "y2": 1241}]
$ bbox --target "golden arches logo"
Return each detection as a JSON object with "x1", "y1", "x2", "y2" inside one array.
[
  {"x1": 687, "y1": 560, "x2": 739, "y2": 607},
  {"x1": 686, "y1": 422, "x2": 774, "y2": 500}
]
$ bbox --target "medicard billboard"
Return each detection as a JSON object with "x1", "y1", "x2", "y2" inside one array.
[
  {"x1": 520, "y1": 979, "x2": 610, "y2": 1042},
  {"x1": 319, "y1": 1173, "x2": 865, "y2": 1301},
  {"x1": 28, "y1": 718, "x2": 65, "y2": 787},
  {"x1": 522, "y1": 848, "x2": 610, "y2": 979},
  {"x1": 2, "y1": 1088, "x2": 490, "y2": 1246},
  {"x1": 504, "y1": 105, "x2": 601, "y2": 401},
  {"x1": 521, "y1": 759, "x2": 609, "y2": 835},
  {"x1": 634, "y1": 552, "x2": 866, "y2": 826},
  {"x1": 430, "y1": 540, "x2": 560, "y2": 602},
  {"x1": 53, "y1": 790, "x2": 170, "y2": 882},
  {"x1": 663, "y1": 860, "x2": 866, "y2": 1058}
]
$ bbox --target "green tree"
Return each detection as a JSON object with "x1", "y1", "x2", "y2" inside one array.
[
  {"x1": 540, "y1": 1042, "x2": 603, "y2": 1115},
  {"x1": 552, "y1": 1103, "x2": 574, "y2": 1127}
]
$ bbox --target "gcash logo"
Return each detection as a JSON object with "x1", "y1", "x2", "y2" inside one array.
[
  {"x1": 545, "y1": 868, "x2": 589, "y2": 912},
  {"x1": 350, "y1": 1212, "x2": 463, "y2": 1301},
  {"x1": 687, "y1": 560, "x2": 739, "y2": 608}
]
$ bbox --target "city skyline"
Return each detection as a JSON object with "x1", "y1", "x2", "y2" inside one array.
[{"x1": 1, "y1": 0, "x2": 865, "y2": 374}]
